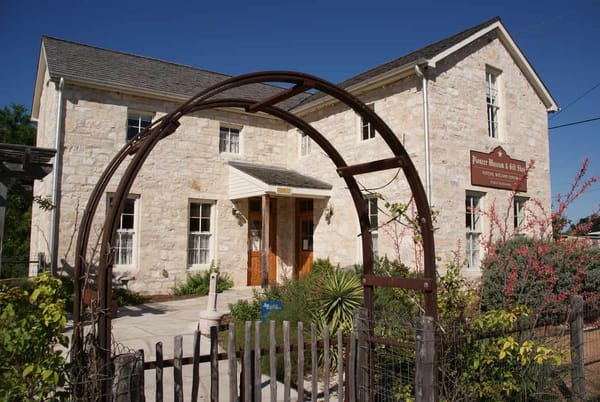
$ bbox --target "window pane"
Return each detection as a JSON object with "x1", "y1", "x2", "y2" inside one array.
[
  {"x1": 190, "y1": 217, "x2": 200, "y2": 232},
  {"x1": 219, "y1": 131, "x2": 227, "y2": 153},
  {"x1": 121, "y1": 214, "x2": 134, "y2": 230},
  {"x1": 230, "y1": 131, "x2": 240, "y2": 153},
  {"x1": 368, "y1": 198, "x2": 378, "y2": 230},
  {"x1": 200, "y1": 218, "x2": 210, "y2": 232},
  {"x1": 201, "y1": 203, "x2": 211, "y2": 218},
  {"x1": 124, "y1": 199, "x2": 135, "y2": 214}
]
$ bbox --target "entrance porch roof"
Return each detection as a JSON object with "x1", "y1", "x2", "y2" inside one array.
[{"x1": 228, "y1": 161, "x2": 332, "y2": 200}]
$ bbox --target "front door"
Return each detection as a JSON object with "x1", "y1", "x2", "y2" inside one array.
[
  {"x1": 247, "y1": 197, "x2": 277, "y2": 286},
  {"x1": 296, "y1": 199, "x2": 314, "y2": 279}
]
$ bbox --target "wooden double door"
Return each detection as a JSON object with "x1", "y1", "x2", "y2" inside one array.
[{"x1": 247, "y1": 197, "x2": 314, "y2": 285}]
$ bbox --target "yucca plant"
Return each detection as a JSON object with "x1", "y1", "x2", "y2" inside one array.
[
  {"x1": 312, "y1": 269, "x2": 363, "y2": 372},
  {"x1": 314, "y1": 270, "x2": 363, "y2": 336}
]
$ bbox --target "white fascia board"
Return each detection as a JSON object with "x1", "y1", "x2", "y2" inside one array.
[
  {"x1": 428, "y1": 21, "x2": 558, "y2": 112},
  {"x1": 31, "y1": 46, "x2": 48, "y2": 121},
  {"x1": 293, "y1": 60, "x2": 425, "y2": 115}
]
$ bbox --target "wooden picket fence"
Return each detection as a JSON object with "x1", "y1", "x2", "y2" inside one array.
[{"x1": 112, "y1": 321, "x2": 352, "y2": 402}]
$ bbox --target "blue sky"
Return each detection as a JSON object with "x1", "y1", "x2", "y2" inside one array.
[{"x1": 1, "y1": 0, "x2": 598, "y2": 222}]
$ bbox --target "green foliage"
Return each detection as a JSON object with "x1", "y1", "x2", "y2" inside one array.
[
  {"x1": 313, "y1": 269, "x2": 362, "y2": 336},
  {"x1": 0, "y1": 272, "x2": 69, "y2": 400},
  {"x1": 480, "y1": 236, "x2": 600, "y2": 313},
  {"x1": 229, "y1": 286, "x2": 283, "y2": 323},
  {"x1": 112, "y1": 286, "x2": 144, "y2": 307},
  {"x1": 173, "y1": 262, "x2": 234, "y2": 296},
  {"x1": 369, "y1": 256, "x2": 422, "y2": 318},
  {"x1": 1, "y1": 104, "x2": 38, "y2": 279},
  {"x1": 457, "y1": 307, "x2": 566, "y2": 400},
  {"x1": 0, "y1": 104, "x2": 36, "y2": 145}
]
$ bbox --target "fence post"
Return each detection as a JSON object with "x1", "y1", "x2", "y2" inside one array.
[
  {"x1": 570, "y1": 295, "x2": 585, "y2": 401},
  {"x1": 211, "y1": 326, "x2": 219, "y2": 402},
  {"x1": 353, "y1": 308, "x2": 369, "y2": 402},
  {"x1": 174, "y1": 335, "x2": 183, "y2": 402},
  {"x1": 112, "y1": 350, "x2": 145, "y2": 402},
  {"x1": 415, "y1": 316, "x2": 435, "y2": 402}
]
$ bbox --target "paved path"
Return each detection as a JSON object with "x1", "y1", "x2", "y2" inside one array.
[
  {"x1": 65, "y1": 287, "x2": 302, "y2": 401},
  {"x1": 111, "y1": 287, "x2": 257, "y2": 401}
]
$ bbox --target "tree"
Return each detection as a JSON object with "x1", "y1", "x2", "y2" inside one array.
[
  {"x1": 1, "y1": 104, "x2": 37, "y2": 278},
  {"x1": 0, "y1": 104, "x2": 36, "y2": 145},
  {"x1": 569, "y1": 214, "x2": 600, "y2": 234}
]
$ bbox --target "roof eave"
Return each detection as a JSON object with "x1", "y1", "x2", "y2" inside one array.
[
  {"x1": 292, "y1": 59, "x2": 427, "y2": 114},
  {"x1": 428, "y1": 21, "x2": 558, "y2": 112},
  {"x1": 31, "y1": 45, "x2": 48, "y2": 121}
]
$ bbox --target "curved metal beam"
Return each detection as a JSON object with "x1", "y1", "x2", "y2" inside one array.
[{"x1": 74, "y1": 72, "x2": 437, "y2": 395}]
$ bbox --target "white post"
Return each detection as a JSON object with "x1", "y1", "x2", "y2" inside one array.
[
  {"x1": 198, "y1": 271, "x2": 224, "y2": 334},
  {"x1": 207, "y1": 272, "x2": 218, "y2": 311}
]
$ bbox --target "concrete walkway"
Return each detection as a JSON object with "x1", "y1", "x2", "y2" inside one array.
[
  {"x1": 111, "y1": 287, "x2": 257, "y2": 401},
  {"x1": 65, "y1": 287, "x2": 303, "y2": 401}
]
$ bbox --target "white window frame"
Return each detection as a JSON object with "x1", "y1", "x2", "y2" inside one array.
[
  {"x1": 108, "y1": 195, "x2": 139, "y2": 268},
  {"x1": 219, "y1": 125, "x2": 241, "y2": 154},
  {"x1": 127, "y1": 110, "x2": 153, "y2": 141},
  {"x1": 486, "y1": 68, "x2": 500, "y2": 139},
  {"x1": 465, "y1": 192, "x2": 484, "y2": 269},
  {"x1": 360, "y1": 103, "x2": 376, "y2": 141},
  {"x1": 513, "y1": 196, "x2": 528, "y2": 231},
  {"x1": 300, "y1": 131, "x2": 311, "y2": 156},
  {"x1": 367, "y1": 197, "x2": 379, "y2": 257},
  {"x1": 188, "y1": 201, "x2": 215, "y2": 266}
]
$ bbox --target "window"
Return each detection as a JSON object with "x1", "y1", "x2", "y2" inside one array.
[
  {"x1": 219, "y1": 126, "x2": 240, "y2": 153},
  {"x1": 127, "y1": 111, "x2": 153, "y2": 141},
  {"x1": 486, "y1": 68, "x2": 500, "y2": 138},
  {"x1": 300, "y1": 131, "x2": 311, "y2": 156},
  {"x1": 465, "y1": 193, "x2": 483, "y2": 268},
  {"x1": 513, "y1": 197, "x2": 527, "y2": 230},
  {"x1": 109, "y1": 196, "x2": 138, "y2": 266},
  {"x1": 367, "y1": 197, "x2": 379, "y2": 257},
  {"x1": 188, "y1": 202, "x2": 213, "y2": 265},
  {"x1": 361, "y1": 104, "x2": 376, "y2": 141}
]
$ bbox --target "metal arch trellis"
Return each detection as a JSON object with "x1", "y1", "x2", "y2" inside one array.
[{"x1": 70, "y1": 71, "x2": 437, "y2": 398}]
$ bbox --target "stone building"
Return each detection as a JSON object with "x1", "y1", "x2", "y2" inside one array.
[{"x1": 30, "y1": 17, "x2": 557, "y2": 294}]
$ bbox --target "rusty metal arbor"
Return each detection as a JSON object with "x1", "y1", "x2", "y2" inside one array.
[{"x1": 71, "y1": 71, "x2": 437, "y2": 397}]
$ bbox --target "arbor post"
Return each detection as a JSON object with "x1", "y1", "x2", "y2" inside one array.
[{"x1": 416, "y1": 316, "x2": 436, "y2": 402}]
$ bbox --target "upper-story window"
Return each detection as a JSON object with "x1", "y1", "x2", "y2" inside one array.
[
  {"x1": 219, "y1": 126, "x2": 240, "y2": 154},
  {"x1": 361, "y1": 103, "x2": 376, "y2": 141},
  {"x1": 486, "y1": 68, "x2": 500, "y2": 138},
  {"x1": 300, "y1": 131, "x2": 311, "y2": 156},
  {"x1": 127, "y1": 111, "x2": 153, "y2": 141}
]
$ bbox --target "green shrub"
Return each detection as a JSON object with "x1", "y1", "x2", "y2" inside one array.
[
  {"x1": 174, "y1": 263, "x2": 233, "y2": 296},
  {"x1": 480, "y1": 236, "x2": 600, "y2": 313},
  {"x1": 313, "y1": 269, "x2": 362, "y2": 336},
  {"x1": 0, "y1": 273, "x2": 68, "y2": 400}
]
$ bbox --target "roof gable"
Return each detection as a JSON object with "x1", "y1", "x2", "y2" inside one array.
[{"x1": 294, "y1": 17, "x2": 557, "y2": 112}]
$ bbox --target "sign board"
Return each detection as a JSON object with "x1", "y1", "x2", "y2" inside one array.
[
  {"x1": 470, "y1": 146, "x2": 527, "y2": 192},
  {"x1": 261, "y1": 300, "x2": 283, "y2": 322}
]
